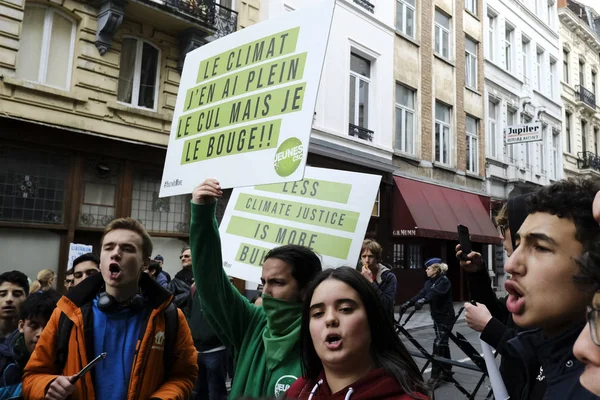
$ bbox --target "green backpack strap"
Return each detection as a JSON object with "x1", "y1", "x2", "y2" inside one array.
[{"x1": 163, "y1": 302, "x2": 179, "y2": 378}]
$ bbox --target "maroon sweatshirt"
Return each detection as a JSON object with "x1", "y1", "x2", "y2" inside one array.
[{"x1": 284, "y1": 368, "x2": 430, "y2": 400}]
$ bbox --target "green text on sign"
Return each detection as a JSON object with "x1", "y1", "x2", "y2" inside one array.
[
  {"x1": 197, "y1": 27, "x2": 300, "y2": 83},
  {"x1": 255, "y1": 179, "x2": 352, "y2": 204},
  {"x1": 235, "y1": 193, "x2": 359, "y2": 232},
  {"x1": 185, "y1": 53, "x2": 307, "y2": 112},
  {"x1": 180, "y1": 120, "x2": 281, "y2": 165},
  {"x1": 226, "y1": 216, "x2": 352, "y2": 259},
  {"x1": 235, "y1": 243, "x2": 271, "y2": 267},
  {"x1": 176, "y1": 83, "x2": 305, "y2": 139}
]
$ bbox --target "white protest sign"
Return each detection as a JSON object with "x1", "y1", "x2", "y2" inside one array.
[
  {"x1": 504, "y1": 121, "x2": 542, "y2": 144},
  {"x1": 67, "y1": 243, "x2": 93, "y2": 270},
  {"x1": 218, "y1": 167, "x2": 382, "y2": 282},
  {"x1": 160, "y1": 1, "x2": 335, "y2": 197}
]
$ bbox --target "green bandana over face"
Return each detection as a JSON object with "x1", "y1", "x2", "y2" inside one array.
[{"x1": 261, "y1": 294, "x2": 303, "y2": 370}]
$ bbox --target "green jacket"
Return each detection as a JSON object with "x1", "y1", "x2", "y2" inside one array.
[{"x1": 190, "y1": 202, "x2": 303, "y2": 399}]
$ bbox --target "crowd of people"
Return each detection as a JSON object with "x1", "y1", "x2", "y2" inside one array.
[{"x1": 0, "y1": 176, "x2": 600, "y2": 399}]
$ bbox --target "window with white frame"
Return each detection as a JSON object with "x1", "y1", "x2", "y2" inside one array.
[
  {"x1": 434, "y1": 10, "x2": 451, "y2": 59},
  {"x1": 488, "y1": 98, "x2": 499, "y2": 158},
  {"x1": 395, "y1": 84, "x2": 416, "y2": 154},
  {"x1": 349, "y1": 53, "x2": 371, "y2": 134},
  {"x1": 579, "y1": 60, "x2": 585, "y2": 86},
  {"x1": 536, "y1": 128, "x2": 545, "y2": 175},
  {"x1": 505, "y1": 24, "x2": 514, "y2": 72},
  {"x1": 435, "y1": 102, "x2": 452, "y2": 165},
  {"x1": 547, "y1": 1, "x2": 553, "y2": 27},
  {"x1": 16, "y1": 5, "x2": 76, "y2": 90},
  {"x1": 592, "y1": 71, "x2": 597, "y2": 97},
  {"x1": 536, "y1": 0, "x2": 543, "y2": 16},
  {"x1": 536, "y1": 48, "x2": 544, "y2": 91},
  {"x1": 507, "y1": 106, "x2": 517, "y2": 162},
  {"x1": 563, "y1": 49, "x2": 569, "y2": 83},
  {"x1": 552, "y1": 132, "x2": 559, "y2": 179},
  {"x1": 582, "y1": 120, "x2": 588, "y2": 153},
  {"x1": 465, "y1": 0, "x2": 476, "y2": 14},
  {"x1": 595, "y1": 126, "x2": 599, "y2": 154},
  {"x1": 465, "y1": 37, "x2": 477, "y2": 89},
  {"x1": 522, "y1": 36, "x2": 530, "y2": 82},
  {"x1": 487, "y1": 11, "x2": 497, "y2": 61},
  {"x1": 396, "y1": 0, "x2": 416, "y2": 38},
  {"x1": 117, "y1": 38, "x2": 161, "y2": 110},
  {"x1": 549, "y1": 58, "x2": 556, "y2": 98},
  {"x1": 565, "y1": 111, "x2": 572, "y2": 153},
  {"x1": 466, "y1": 115, "x2": 479, "y2": 173},
  {"x1": 521, "y1": 114, "x2": 533, "y2": 169}
]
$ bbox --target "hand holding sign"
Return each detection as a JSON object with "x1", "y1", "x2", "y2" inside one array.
[{"x1": 192, "y1": 179, "x2": 223, "y2": 205}]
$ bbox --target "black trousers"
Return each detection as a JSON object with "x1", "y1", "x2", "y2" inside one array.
[{"x1": 431, "y1": 313, "x2": 454, "y2": 379}]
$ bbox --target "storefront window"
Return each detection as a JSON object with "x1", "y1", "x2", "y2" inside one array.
[
  {"x1": 79, "y1": 159, "x2": 120, "y2": 228},
  {"x1": 392, "y1": 243, "x2": 423, "y2": 269},
  {"x1": 0, "y1": 147, "x2": 68, "y2": 224},
  {"x1": 131, "y1": 170, "x2": 191, "y2": 233}
]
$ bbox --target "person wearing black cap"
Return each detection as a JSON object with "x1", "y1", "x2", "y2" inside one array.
[{"x1": 400, "y1": 257, "x2": 454, "y2": 387}]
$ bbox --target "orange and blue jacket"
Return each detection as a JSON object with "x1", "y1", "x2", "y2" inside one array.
[{"x1": 22, "y1": 273, "x2": 198, "y2": 400}]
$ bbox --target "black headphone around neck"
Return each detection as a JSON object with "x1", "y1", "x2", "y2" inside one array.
[{"x1": 97, "y1": 291, "x2": 145, "y2": 312}]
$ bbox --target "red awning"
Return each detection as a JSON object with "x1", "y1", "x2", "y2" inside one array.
[{"x1": 393, "y1": 176, "x2": 501, "y2": 244}]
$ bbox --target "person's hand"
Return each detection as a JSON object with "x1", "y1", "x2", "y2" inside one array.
[
  {"x1": 45, "y1": 376, "x2": 75, "y2": 400},
  {"x1": 192, "y1": 179, "x2": 222, "y2": 205},
  {"x1": 455, "y1": 244, "x2": 483, "y2": 273},
  {"x1": 414, "y1": 299, "x2": 425, "y2": 310},
  {"x1": 464, "y1": 302, "x2": 492, "y2": 332},
  {"x1": 400, "y1": 302, "x2": 410, "y2": 314},
  {"x1": 361, "y1": 265, "x2": 374, "y2": 283}
]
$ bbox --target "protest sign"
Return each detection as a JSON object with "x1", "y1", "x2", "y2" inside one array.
[
  {"x1": 67, "y1": 243, "x2": 93, "y2": 270},
  {"x1": 160, "y1": 1, "x2": 335, "y2": 197},
  {"x1": 218, "y1": 167, "x2": 381, "y2": 282}
]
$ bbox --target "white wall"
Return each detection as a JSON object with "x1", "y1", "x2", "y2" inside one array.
[
  {"x1": 260, "y1": 0, "x2": 395, "y2": 160},
  {"x1": 0, "y1": 228, "x2": 61, "y2": 285},
  {"x1": 150, "y1": 236, "x2": 189, "y2": 278}
]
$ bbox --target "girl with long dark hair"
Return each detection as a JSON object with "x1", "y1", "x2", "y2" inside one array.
[{"x1": 285, "y1": 267, "x2": 430, "y2": 399}]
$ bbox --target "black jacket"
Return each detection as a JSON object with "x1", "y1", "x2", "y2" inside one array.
[
  {"x1": 505, "y1": 324, "x2": 599, "y2": 400},
  {"x1": 0, "y1": 329, "x2": 28, "y2": 388},
  {"x1": 408, "y1": 274, "x2": 454, "y2": 318},
  {"x1": 372, "y1": 264, "x2": 397, "y2": 322}
]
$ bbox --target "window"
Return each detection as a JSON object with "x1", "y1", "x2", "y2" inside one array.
[
  {"x1": 79, "y1": 159, "x2": 121, "y2": 228},
  {"x1": 395, "y1": 84, "x2": 416, "y2": 154},
  {"x1": 465, "y1": 37, "x2": 478, "y2": 89},
  {"x1": 563, "y1": 49, "x2": 569, "y2": 83},
  {"x1": 550, "y1": 58, "x2": 556, "y2": 98},
  {"x1": 435, "y1": 10, "x2": 451, "y2": 59},
  {"x1": 372, "y1": 190, "x2": 380, "y2": 217},
  {"x1": 536, "y1": 129, "x2": 545, "y2": 174},
  {"x1": 16, "y1": 5, "x2": 76, "y2": 90},
  {"x1": 396, "y1": 0, "x2": 416, "y2": 38},
  {"x1": 488, "y1": 99, "x2": 498, "y2": 158},
  {"x1": 592, "y1": 71, "x2": 597, "y2": 97},
  {"x1": 547, "y1": 1, "x2": 553, "y2": 27},
  {"x1": 466, "y1": 115, "x2": 479, "y2": 173},
  {"x1": 536, "y1": 49, "x2": 544, "y2": 91},
  {"x1": 487, "y1": 12, "x2": 496, "y2": 61},
  {"x1": 565, "y1": 111, "x2": 572, "y2": 153},
  {"x1": 349, "y1": 53, "x2": 371, "y2": 133},
  {"x1": 393, "y1": 244, "x2": 423, "y2": 269},
  {"x1": 580, "y1": 60, "x2": 585, "y2": 86},
  {"x1": 582, "y1": 120, "x2": 588, "y2": 153},
  {"x1": 505, "y1": 24, "x2": 514, "y2": 72},
  {"x1": 536, "y1": 0, "x2": 543, "y2": 16},
  {"x1": 523, "y1": 114, "x2": 533, "y2": 169},
  {"x1": 507, "y1": 107, "x2": 517, "y2": 162},
  {"x1": 117, "y1": 38, "x2": 161, "y2": 110},
  {"x1": 522, "y1": 37, "x2": 530, "y2": 82},
  {"x1": 552, "y1": 132, "x2": 559, "y2": 179},
  {"x1": 465, "y1": 0, "x2": 476, "y2": 14},
  {"x1": 435, "y1": 102, "x2": 451, "y2": 165},
  {"x1": 595, "y1": 127, "x2": 599, "y2": 155}
]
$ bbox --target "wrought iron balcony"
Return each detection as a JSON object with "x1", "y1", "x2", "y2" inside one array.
[
  {"x1": 349, "y1": 123, "x2": 374, "y2": 142},
  {"x1": 578, "y1": 151, "x2": 600, "y2": 171},
  {"x1": 577, "y1": 85, "x2": 597, "y2": 110},
  {"x1": 353, "y1": 0, "x2": 374, "y2": 13},
  {"x1": 150, "y1": 0, "x2": 237, "y2": 37}
]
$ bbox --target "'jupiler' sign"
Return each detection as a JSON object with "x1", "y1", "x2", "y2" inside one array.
[{"x1": 504, "y1": 122, "x2": 543, "y2": 144}]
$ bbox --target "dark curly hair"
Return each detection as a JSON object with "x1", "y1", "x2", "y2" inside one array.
[{"x1": 527, "y1": 178, "x2": 600, "y2": 290}]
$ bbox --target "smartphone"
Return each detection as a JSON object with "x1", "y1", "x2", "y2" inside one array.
[{"x1": 457, "y1": 224, "x2": 472, "y2": 260}]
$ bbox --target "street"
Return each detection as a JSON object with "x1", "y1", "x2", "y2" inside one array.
[{"x1": 400, "y1": 320, "x2": 497, "y2": 400}]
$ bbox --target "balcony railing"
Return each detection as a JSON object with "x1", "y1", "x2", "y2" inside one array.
[
  {"x1": 578, "y1": 151, "x2": 600, "y2": 171},
  {"x1": 349, "y1": 123, "x2": 374, "y2": 142},
  {"x1": 577, "y1": 85, "x2": 597, "y2": 110},
  {"x1": 158, "y1": 0, "x2": 237, "y2": 37},
  {"x1": 353, "y1": 0, "x2": 374, "y2": 13}
]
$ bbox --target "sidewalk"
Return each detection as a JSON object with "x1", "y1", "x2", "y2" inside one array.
[{"x1": 395, "y1": 302, "x2": 466, "y2": 331}]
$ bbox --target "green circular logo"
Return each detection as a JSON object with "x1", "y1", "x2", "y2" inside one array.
[
  {"x1": 274, "y1": 375, "x2": 298, "y2": 396},
  {"x1": 274, "y1": 137, "x2": 303, "y2": 177}
]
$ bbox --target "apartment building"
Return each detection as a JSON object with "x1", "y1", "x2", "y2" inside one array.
[
  {"x1": 559, "y1": 0, "x2": 600, "y2": 178},
  {"x1": 0, "y1": 0, "x2": 238, "y2": 283}
]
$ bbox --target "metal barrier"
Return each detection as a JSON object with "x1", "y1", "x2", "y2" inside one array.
[{"x1": 395, "y1": 308, "x2": 494, "y2": 399}]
